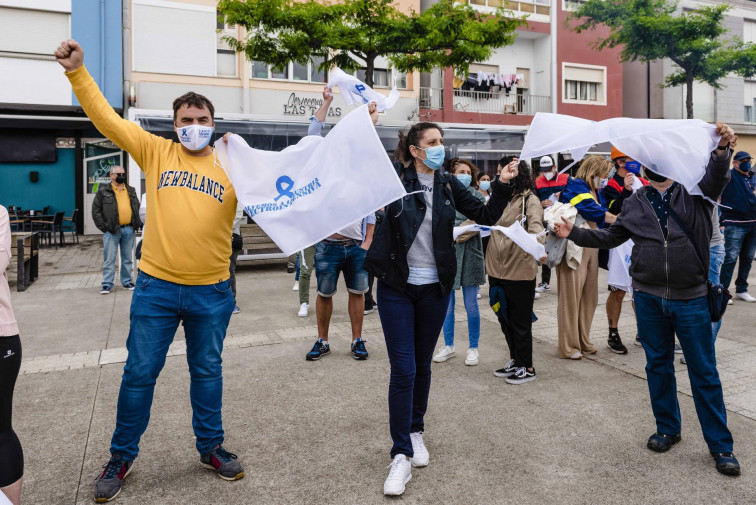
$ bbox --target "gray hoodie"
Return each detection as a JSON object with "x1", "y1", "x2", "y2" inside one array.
[{"x1": 568, "y1": 150, "x2": 732, "y2": 300}]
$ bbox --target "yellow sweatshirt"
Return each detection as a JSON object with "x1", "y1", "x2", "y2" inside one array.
[{"x1": 67, "y1": 66, "x2": 237, "y2": 285}]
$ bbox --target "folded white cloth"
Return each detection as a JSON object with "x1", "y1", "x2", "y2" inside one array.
[
  {"x1": 327, "y1": 67, "x2": 400, "y2": 112},
  {"x1": 453, "y1": 222, "x2": 545, "y2": 261}
]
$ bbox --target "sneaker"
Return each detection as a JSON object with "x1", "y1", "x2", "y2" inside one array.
[
  {"x1": 100, "y1": 286, "x2": 111, "y2": 295},
  {"x1": 306, "y1": 338, "x2": 330, "y2": 361},
  {"x1": 232, "y1": 305, "x2": 240, "y2": 314},
  {"x1": 536, "y1": 282, "x2": 551, "y2": 293},
  {"x1": 465, "y1": 348, "x2": 479, "y2": 366},
  {"x1": 534, "y1": 292, "x2": 541, "y2": 300},
  {"x1": 298, "y1": 303, "x2": 309, "y2": 317},
  {"x1": 727, "y1": 299, "x2": 734, "y2": 305},
  {"x1": 494, "y1": 359, "x2": 518, "y2": 378},
  {"x1": 199, "y1": 444, "x2": 244, "y2": 481},
  {"x1": 409, "y1": 432, "x2": 429, "y2": 467},
  {"x1": 735, "y1": 292, "x2": 756, "y2": 303},
  {"x1": 674, "y1": 343, "x2": 683, "y2": 354},
  {"x1": 569, "y1": 352, "x2": 583, "y2": 360},
  {"x1": 607, "y1": 333, "x2": 628, "y2": 354},
  {"x1": 433, "y1": 345, "x2": 456, "y2": 363},
  {"x1": 364, "y1": 300, "x2": 375, "y2": 315},
  {"x1": 287, "y1": 267, "x2": 295, "y2": 273},
  {"x1": 634, "y1": 334, "x2": 642, "y2": 347},
  {"x1": 505, "y1": 367, "x2": 536, "y2": 384},
  {"x1": 383, "y1": 455, "x2": 412, "y2": 496},
  {"x1": 93, "y1": 454, "x2": 133, "y2": 503},
  {"x1": 351, "y1": 338, "x2": 369, "y2": 360},
  {"x1": 680, "y1": 356, "x2": 687, "y2": 365},
  {"x1": 124, "y1": 283, "x2": 135, "y2": 291},
  {"x1": 292, "y1": 281, "x2": 299, "y2": 291}
]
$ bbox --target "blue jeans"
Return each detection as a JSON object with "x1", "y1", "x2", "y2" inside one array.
[
  {"x1": 377, "y1": 280, "x2": 450, "y2": 459},
  {"x1": 103, "y1": 226, "x2": 135, "y2": 289},
  {"x1": 634, "y1": 291, "x2": 733, "y2": 452},
  {"x1": 709, "y1": 243, "x2": 725, "y2": 339},
  {"x1": 721, "y1": 224, "x2": 756, "y2": 294},
  {"x1": 110, "y1": 271, "x2": 235, "y2": 460},
  {"x1": 442, "y1": 285, "x2": 480, "y2": 348},
  {"x1": 314, "y1": 241, "x2": 368, "y2": 296}
]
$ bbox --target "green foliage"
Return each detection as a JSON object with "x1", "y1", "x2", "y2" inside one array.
[
  {"x1": 217, "y1": 0, "x2": 524, "y2": 86},
  {"x1": 569, "y1": 0, "x2": 756, "y2": 117}
]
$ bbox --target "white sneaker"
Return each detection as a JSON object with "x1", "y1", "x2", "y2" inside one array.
[
  {"x1": 384, "y1": 455, "x2": 412, "y2": 496},
  {"x1": 292, "y1": 281, "x2": 299, "y2": 291},
  {"x1": 465, "y1": 348, "x2": 479, "y2": 366},
  {"x1": 735, "y1": 292, "x2": 756, "y2": 303},
  {"x1": 569, "y1": 352, "x2": 583, "y2": 360},
  {"x1": 433, "y1": 345, "x2": 455, "y2": 363},
  {"x1": 534, "y1": 292, "x2": 541, "y2": 300},
  {"x1": 727, "y1": 299, "x2": 734, "y2": 305},
  {"x1": 297, "y1": 303, "x2": 309, "y2": 317},
  {"x1": 409, "y1": 432, "x2": 429, "y2": 467},
  {"x1": 536, "y1": 282, "x2": 551, "y2": 293}
]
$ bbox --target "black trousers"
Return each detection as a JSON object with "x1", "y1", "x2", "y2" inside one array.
[
  {"x1": 541, "y1": 264, "x2": 551, "y2": 285},
  {"x1": 0, "y1": 335, "x2": 23, "y2": 487},
  {"x1": 495, "y1": 278, "x2": 536, "y2": 369}
]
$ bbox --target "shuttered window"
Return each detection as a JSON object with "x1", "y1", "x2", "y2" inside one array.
[{"x1": 0, "y1": 7, "x2": 69, "y2": 56}]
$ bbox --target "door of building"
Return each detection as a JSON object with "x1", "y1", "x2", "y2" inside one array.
[{"x1": 83, "y1": 141, "x2": 123, "y2": 235}]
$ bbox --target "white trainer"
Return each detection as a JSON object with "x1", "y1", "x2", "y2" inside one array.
[
  {"x1": 465, "y1": 348, "x2": 479, "y2": 366},
  {"x1": 409, "y1": 432, "x2": 429, "y2": 467},
  {"x1": 727, "y1": 299, "x2": 734, "y2": 305},
  {"x1": 297, "y1": 303, "x2": 309, "y2": 317},
  {"x1": 569, "y1": 352, "x2": 583, "y2": 360},
  {"x1": 735, "y1": 292, "x2": 756, "y2": 303},
  {"x1": 292, "y1": 281, "x2": 299, "y2": 291},
  {"x1": 534, "y1": 292, "x2": 541, "y2": 300},
  {"x1": 384, "y1": 455, "x2": 412, "y2": 496},
  {"x1": 433, "y1": 345, "x2": 455, "y2": 363}
]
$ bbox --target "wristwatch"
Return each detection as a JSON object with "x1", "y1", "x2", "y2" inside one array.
[{"x1": 716, "y1": 143, "x2": 730, "y2": 151}]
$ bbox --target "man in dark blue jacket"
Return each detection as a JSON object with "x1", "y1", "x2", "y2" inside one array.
[{"x1": 720, "y1": 150, "x2": 756, "y2": 303}]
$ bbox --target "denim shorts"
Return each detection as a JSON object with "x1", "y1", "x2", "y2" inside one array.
[{"x1": 314, "y1": 241, "x2": 369, "y2": 296}]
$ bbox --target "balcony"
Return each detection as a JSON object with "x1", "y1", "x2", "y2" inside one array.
[
  {"x1": 419, "y1": 88, "x2": 551, "y2": 115},
  {"x1": 461, "y1": 0, "x2": 551, "y2": 16}
]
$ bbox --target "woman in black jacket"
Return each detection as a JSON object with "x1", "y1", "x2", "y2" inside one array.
[{"x1": 363, "y1": 122, "x2": 518, "y2": 496}]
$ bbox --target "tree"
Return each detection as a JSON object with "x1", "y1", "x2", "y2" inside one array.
[
  {"x1": 217, "y1": 0, "x2": 524, "y2": 88},
  {"x1": 569, "y1": 0, "x2": 756, "y2": 119}
]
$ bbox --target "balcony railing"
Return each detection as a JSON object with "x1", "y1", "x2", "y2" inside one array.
[
  {"x1": 462, "y1": 0, "x2": 551, "y2": 16},
  {"x1": 418, "y1": 88, "x2": 550, "y2": 115},
  {"x1": 419, "y1": 87, "x2": 444, "y2": 110}
]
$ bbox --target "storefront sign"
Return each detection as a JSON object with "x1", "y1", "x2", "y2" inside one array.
[{"x1": 282, "y1": 93, "x2": 342, "y2": 117}]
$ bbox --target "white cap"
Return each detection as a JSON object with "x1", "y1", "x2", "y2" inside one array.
[{"x1": 539, "y1": 156, "x2": 554, "y2": 170}]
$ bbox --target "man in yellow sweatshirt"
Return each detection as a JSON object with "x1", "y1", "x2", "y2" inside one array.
[{"x1": 55, "y1": 39, "x2": 244, "y2": 503}]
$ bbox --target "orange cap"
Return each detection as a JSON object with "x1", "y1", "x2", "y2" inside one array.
[{"x1": 611, "y1": 146, "x2": 627, "y2": 160}]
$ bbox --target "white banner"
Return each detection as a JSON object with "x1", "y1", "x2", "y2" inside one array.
[
  {"x1": 454, "y1": 222, "x2": 546, "y2": 262},
  {"x1": 215, "y1": 105, "x2": 406, "y2": 256},
  {"x1": 327, "y1": 67, "x2": 400, "y2": 112},
  {"x1": 520, "y1": 113, "x2": 721, "y2": 197}
]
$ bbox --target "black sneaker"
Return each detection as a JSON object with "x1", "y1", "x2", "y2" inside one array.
[
  {"x1": 351, "y1": 338, "x2": 369, "y2": 360},
  {"x1": 505, "y1": 367, "x2": 536, "y2": 384},
  {"x1": 124, "y1": 283, "x2": 135, "y2": 291},
  {"x1": 493, "y1": 359, "x2": 518, "y2": 378},
  {"x1": 200, "y1": 444, "x2": 245, "y2": 481},
  {"x1": 607, "y1": 333, "x2": 628, "y2": 354},
  {"x1": 306, "y1": 338, "x2": 330, "y2": 361},
  {"x1": 674, "y1": 343, "x2": 683, "y2": 354},
  {"x1": 364, "y1": 300, "x2": 375, "y2": 315},
  {"x1": 93, "y1": 454, "x2": 133, "y2": 503}
]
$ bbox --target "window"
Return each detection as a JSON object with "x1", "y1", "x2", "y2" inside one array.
[
  {"x1": 745, "y1": 20, "x2": 756, "y2": 44},
  {"x1": 562, "y1": 63, "x2": 606, "y2": 105},
  {"x1": 0, "y1": 7, "x2": 70, "y2": 56},
  {"x1": 744, "y1": 81, "x2": 756, "y2": 124},
  {"x1": 271, "y1": 65, "x2": 289, "y2": 80},
  {"x1": 292, "y1": 61, "x2": 309, "y2": 81},
  {"x1": 251, "y1": 58, "x2": 329, "y2": 83},
  {"x1": 356, "y1": 68, "x2": 408, "y2": 89},
  {"x1": 216, "y1": 11, "x2": 238, "y2": 77},
  {"x1": 563, "y1": 0, "x2": 587, "y2": 11},
  {"x1": 251, "y1": 61, "x2": 269, "y2": 79},
  {"x1": 310, "y1": 56, "x2": 327, "y2": 83},
  {"x1": 394, "y1": 70, "x2": 407, "y2": 89},
  {"x1": 464, "y1": 0, "x2": 550, "y2": 16}
]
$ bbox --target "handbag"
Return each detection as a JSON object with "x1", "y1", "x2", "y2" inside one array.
[
  {"x1": 231, "y1": 232, "x2": 243, "y2": 252},
  {"x1": 663, "y1": 201, "x2": 731, "y2": 322}
]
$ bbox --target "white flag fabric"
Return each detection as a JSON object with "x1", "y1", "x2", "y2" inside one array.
[
  {"x1": 520, "y1": 113, "x2": 721, "y2": 197},
  {"x1": 215, "y1": 105, "x2": 406, "y2": 256},
  {"x1": 453, "y1": 222, "x2": 546, "y2": 262},
  {"x1": 607, "y1": 239, "x2": 634, "y2": 292},
  {"x1": 327, "y1": 67, "x2": 400, "y2": 112}
]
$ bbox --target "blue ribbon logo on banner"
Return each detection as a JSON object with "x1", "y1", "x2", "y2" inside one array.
[{"x1": 274, "y1": 175, "x2": 295, "y2": 201}]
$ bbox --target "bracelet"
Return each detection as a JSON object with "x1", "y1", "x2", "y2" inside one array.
[{"x1": 716, "y1": 143, "x2": 729, "y2": 151}]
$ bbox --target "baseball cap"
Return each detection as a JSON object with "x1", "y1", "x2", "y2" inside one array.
[
  {"x1": 734, "y1": 151, "x2": 751, "y2": 161},
  {"x1": 539, "y1": 155, "x2": 554, "y2": 171}
]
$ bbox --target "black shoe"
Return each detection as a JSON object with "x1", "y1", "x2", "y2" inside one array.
[
  {"x1": 200, "y1": 444, "x2": 245, "y2": 481},
  {"x1": 493, "y1": 359, "x2": 518, "y2": 378},
  {"x1": 93, "y1": 454, "x2": 133, "y2": 502},
  {"x1": 306, "y1": 338, "x2": 330, "y2": 361},
  {"x1": 607, "y1": 333, "x2": 628, "y2": 354},
  {"x1": 647, "y1": 432, "x2": 682, "y2": 453},
  {"x1": 364, "y1": 300, "x2": 375, "y2": 315},
  {"x1": 351, "y1": 338, "x2": 369, "y2": 360},
  {"x1": 287, "y1": 267, "x2": 295, "y2": 273},
  {"x1": 710, "y1": 452, "x2": 741, "y2": 476}
]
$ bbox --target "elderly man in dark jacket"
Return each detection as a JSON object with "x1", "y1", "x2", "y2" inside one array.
[
  {"x1": 91, "y1": 165, "x2": 141, "y2": 294},
  {"x1": 555, "y1": 122, "x2": 741, "y2": 477}
]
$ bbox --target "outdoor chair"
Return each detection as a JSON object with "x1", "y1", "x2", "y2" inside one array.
[
  {"x1": 30, "y1": 211, "x2": 65, "y2": 249},
  {"x1": 61, "y1": 208, "x2": 79, "y2": 244}
]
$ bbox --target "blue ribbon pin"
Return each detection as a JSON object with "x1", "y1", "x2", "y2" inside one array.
[{"x1": 274, "y1": 175, "x2": 295, "y2": 201}]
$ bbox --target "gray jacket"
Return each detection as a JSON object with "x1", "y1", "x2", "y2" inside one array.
[{"x1": 568, "y1": 150, "x2": 732, "y2": 300}]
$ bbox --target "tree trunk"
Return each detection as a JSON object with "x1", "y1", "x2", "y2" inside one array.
[
  {"x1": 365, "y1": 57, "x2": 375, "y2": 88},
  {"x1": 685, "y1": 73, "x2": 694, "y2": 119}
]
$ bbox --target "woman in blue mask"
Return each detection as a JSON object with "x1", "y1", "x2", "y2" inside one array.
[
  {"x1": 363, "y1": 122, "x2": 518, "y2": 496},
  {"x1": 434, "y1": 159, "x2": 486, "y2": 367}
]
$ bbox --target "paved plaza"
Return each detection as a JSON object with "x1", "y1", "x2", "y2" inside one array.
[{"x1": 8, "y1": 237, "x2": 756, "y2": 504}]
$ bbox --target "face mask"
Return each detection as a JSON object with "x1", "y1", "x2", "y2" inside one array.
[
  {"x1": 417, "y1": 145, "x2": 445, "y2": 170},
  {"x1": 644, "y1": 168, "x2": 669, "y2": 183},
  {"x1": 544, "y1": 171, "x2": 555, "y2": 181},
  {"x1": 176, "y1": 124, "x2": 214, "y2": 151},
  {"x1": 479, "y1": 180, "x2": 491, "y2": 191},
  {"x1": 114, "y1": 174, "x2": 126, "y2": 184},
  {"x1": 456, "y1": 173, "x2": 472, "y2": 188},
  {"x1": 624, "y1": 160, "x2": 641, "y2": 174},
  {"x1": 740, "y1": 161, "x2": 752, "y2": 172}
]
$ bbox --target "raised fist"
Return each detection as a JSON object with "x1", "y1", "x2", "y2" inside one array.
[{"x1": 54, "y1": 39, "x2": 84, "y2": 72}]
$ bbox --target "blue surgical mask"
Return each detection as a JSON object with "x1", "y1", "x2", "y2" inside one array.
[
  {"x1": 457, "y1": 174, "x2": 472, "y2": 187},
  {"x1": 479, "y1": 180, "x2": 491, "y2": 191},
  {"x1": 625, "y1": 160, "x2": 641, "y2": 174},
  {"x1": 417, "y1": 145, "x2": 445, "y2": 170},
  {"x1": 741, "y1": 161, "x2": 752, "y2": 172}
]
